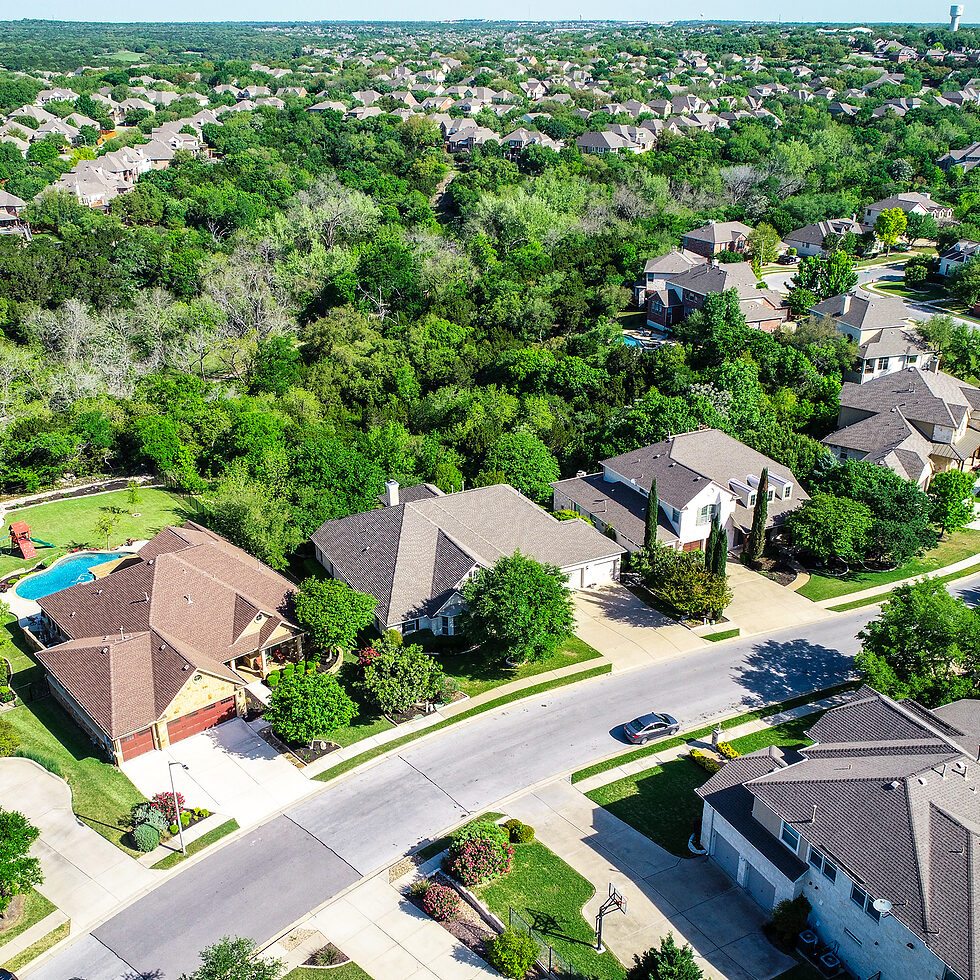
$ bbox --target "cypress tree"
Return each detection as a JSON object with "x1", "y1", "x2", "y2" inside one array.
[
  {"x1": 708, "y1": 514, "x2": 727, "y2": 577},
  {"x1": 644, "y1": 477, "x2": 659, "y2": 550},
  {"x1": 746, "y1": 467, "x2": 769, "y2": 564}
]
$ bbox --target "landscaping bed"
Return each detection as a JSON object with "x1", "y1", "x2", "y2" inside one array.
[
  {"x1": 257, "y1": 724, "x2": 339, "y2": 765},
  {"x1": 407, "y1": 872, "x2": 496, "y2": 961},
  {"x1": 0, "y1": 890, "x2": 55, "y2": 948},
  {"x1": 302, "y1": 942, "x2": 349, "y2": 967}
]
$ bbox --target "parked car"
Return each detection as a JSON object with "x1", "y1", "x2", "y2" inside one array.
[
  {"x1": 622, "y1": 712, "x2": 679, "y2": 744},
  {"x1": 0, "y1": 969, "x2": 20, "y2": 980},
  {"x1": 777, "y1": 252, "x2": 799, "y2": 265}
]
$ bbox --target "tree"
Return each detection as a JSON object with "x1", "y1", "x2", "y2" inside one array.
[
  {"x1": 94, "y1": 509, "x2": 121, "y2": 550},
  {"x1": 482, "y1": 430, "x2": 560, "y2": 505},
  {"x1": 126, "y1": 479, "x2": 142, "y2": 514},
  {"x1": 264, "y1": 671, "x2": 357, "y2": 745},
  {"x1": 857, "y1": 578, "x2": 980, "y2": 706},
  {"x1": 874, "y1": 207, "x2": 908, "y2": 253},
  {"x1": 638, "y1": 543, "x2": 732, "y2": 622},
  {"x1": 293, "y1": 578, "x2": 377, "y2": 652},
  {"x1": 745, "y1": 468, "x2": 768, "y2": 564},
  {"x1": 747, "y1": 222, "x2": 780, "y2": 276},
  {"x1": 0, "y1": 808, "x2": 42, "y2": 916},
  {"x1": 905, "y1": 211, "x2": 938, "y2": 244},
  {"x1": 644, "y1": 477, "x2": 659, "y2": 550},
  {"x1": 361, "y1": 633, "x2": 444, "y2": 714},
  {"x1": 625, "y1": 932, "x2": 703, "y2": 980},
  {"x1": 462, "y1": 551, "x2": 574, "y2": 663},
  {"x1": 179, "y1": 935, "x2": 284, "y2": 980},
  {"x1": 786, "y1": 492, "x2": 873, "y2": 563},
  {"x1": 951, "y1": 256, "x2": 980, "y2": 309},
  {"x1": 706, "y1": 514, "x2": 727, "y2": 577},
  {"x1": 929, "y1": 469, "x2": 976, "y2": 538}
]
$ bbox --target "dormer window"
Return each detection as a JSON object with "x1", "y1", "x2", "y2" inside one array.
[
  {"x1": 780, "y1": 821, "x2": 800, "y2": 852},
  {"x1": 783, "y1": 484, "x2": 792, "y2": 500}
]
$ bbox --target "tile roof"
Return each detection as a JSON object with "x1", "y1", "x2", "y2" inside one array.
[
  {"x1": 311, "y1": 484, "x2": 624, "y2": 628},
  {"x1": 699, "y1": 686, "x2": 980, "y2": 980}
]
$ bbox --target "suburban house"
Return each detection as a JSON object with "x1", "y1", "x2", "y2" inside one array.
[
  {"x1": 784, "y1": 217, "x2": 869, "y2": 258},
  {"x1": 696, "y1": 686, "x2": 979, "y2": 980},
  {"x1": 681, "y1": 220, "x2": 753, "y2": 258},
  {"x1": 822, "y1": 368, "x2": 980, "y2": 487},
  {"x1": 633, "y1": 248, "x2": 706, "y2": 307},
  {"x1": 862, "y1": 192, "x2": 954, "y2": 227},
  {"x1": 938, "y1": 239, "x2": 980, "y2": 276},
  {"x1": 645, "y1": 261, "x2": 788, "y2": 332},
  {"x1": 551, "y1": 429, "x2": 807, "y2": 553},
  {"x1": 0, "y1": 190, "x2": 29, "y2": 239},
  {"x1": 310, "y1": 482, "x2": 625, "y2": 637},
  {"x1": 938, "y1": 140, "x2": 980, "y2": 172},
  {"x1": 31, "y1": 522, "x2": 304, "y2": 764},
  {"x1": 810, "y1": 292, "x2": 938, "y2": 383}
]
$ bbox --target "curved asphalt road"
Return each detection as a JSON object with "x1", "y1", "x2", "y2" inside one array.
[{"x1": 32, "y1": 572, "x2": 980, "y2": 979}]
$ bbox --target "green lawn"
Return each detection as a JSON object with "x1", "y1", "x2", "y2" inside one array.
[
  {"x1": 703, "y1": 627, "x2": 740, "y2": 642},
  {"x1": 872, "y1": 281, "x2": 947, "y2": 301},
  {"x1": 477, "y1": 841, "x2": 625, "y2": 980},
  {"x1": 586, "y1": 717, "x2": 817, "y2": 856},
  {"x1": 151, "y1": 819, "x2": 240, "y2": 869},
  {"x1": 5, "y1": 699, "x2": 146, "y2": 855},
  {"x1": 0, "y1": 488, "x2": 190, "y2": 579},
  {"x1": 2, "y1": 611, "x2": 44, "y2": 696},
  {"x1": 772, "y1": 963, "x2": 824, "y2": 980},
  {"x1": 286, "y1": 964, "x2": 373, "y2": 980},
  {"x1": 440, "y1": 635, "x2": 602, "y2": 698},
  {"x1": 0, "y1": 890, "x2": 55, "y2": 949},
  {"x1": 796, "y1": 528, "x2": 980, "y2": 601},
  {"x1": 2, "y1": 920, "x2": 70, "y2": 972}
]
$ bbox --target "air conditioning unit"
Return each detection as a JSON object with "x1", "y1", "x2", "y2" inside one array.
[
  {"x1": 797, "y1": 930, "x2": 819, "y2": 957},
  {"x1": 818, "y1": 951, "x2": 843, "y2": 978}
]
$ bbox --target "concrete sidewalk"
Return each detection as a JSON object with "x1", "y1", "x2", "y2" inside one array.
[
  {"x1": 0, "y1": 909, "x2": 69, "y2": 969},
  {"x1": 506, "y1": 781, "x2": 795, "y2": 980}
]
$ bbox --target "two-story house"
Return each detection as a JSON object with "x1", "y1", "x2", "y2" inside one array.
[
  {"x1": 863, "y1": 192, "x2": 954, "y2": 227},
  {"x1": 681, "y1": 220, "x2": 754, "y2": 258},
  {"x1": 938, "y1": 239, "x2": 980, "y2": 276},
  {"x1": 551, "y1": 429, "x2": 807, "y2": 553},
  {"x1": 810, "y1": 292, "x2": 938, "y2": 383},
  {"x1": 822, "y1": 368, "x2": 980, "y2": 487},
  {"x1": 311, "y1": 482, "x2": 624, "y2": 637},
  {"x1": 784, "y1": 217, "x2": 870, "y2": 258},
  {"x1": 696, "y1": 686, "x2": 979, "y2": 980},
  {"x1": 633, "y1": 248, "x2": 706, "y2": 308},
  {"x1": 645, "y1": 261, "x2": 788, "y2": 332},
  {"x1": 938, "y1": 140, "x2": 980, "y2": 173}
]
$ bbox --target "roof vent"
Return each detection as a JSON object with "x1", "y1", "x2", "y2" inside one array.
[
  {"x1": 184, "y1": 595, "x2": 193, "y2": 603},
  {"x1": 887, "y1": 779, "x2": 901, "y2": 790},
  {"x1": 101, "y1": 647, "x2": 109, "y2": 654},
  {"x1": 182, "y1": 663, "x2": 190, "y2": 670},
  {"x1": 69, "y1": 611, "x2": 75, "y2": 617},
  {"x1": 917, "y1": 776, "x2": 927, "y2": 785}
]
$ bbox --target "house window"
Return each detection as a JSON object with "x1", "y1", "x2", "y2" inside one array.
[
  {"x1": 441, "y1": 615, "x2": 452, "y2": 635},
  {"x1": 696, "y1": 503, "x2": 717, "y2": 526},
  {"x1": 864, "y1": 360, "x2": 874, "y2": 374},
  {"x1": 823, "y1": 859, "x2": 838, "y2": 883},
  {"x1": 907, "y1": 354, "x2": 917, "y2": 364},
  {"x1": 783, "y1": 484, "x2": 792, "y2": 499},
  {"x1": 808, "y1": 846, "x2": 837, "y2": 882},
  {"x1": 747, "y1": 492, "x2": 756, "y2": 506},
  {"x1": 671, "y1": 507, "x2": 680, "y2": 524},
  {"x1": 767, "y1": 489, "x2": 775, "y2": 502},
  {"x1": 780, "y1": 822, "x2": 800, "y2": 851},
  {"x1": 877, "y1": 357, "x2": 890, "y2": 371},
  {"x1": 404, "y1": 620, "x2": 419, "y2": 634},
  {"x1": 808, "y1": 846, "x2": 823, "y2": 870}
]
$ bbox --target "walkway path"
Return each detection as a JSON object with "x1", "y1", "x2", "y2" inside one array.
[{"x1": 506, "y1": 781, "x2": 795, "y2": 980}]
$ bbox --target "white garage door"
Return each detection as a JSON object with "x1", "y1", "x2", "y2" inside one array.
[
  {"x1": 745, "y1": 863, "x2": 777, "y2": 910},
  {"x1": 711, "y1": 831, "x2": 740, "y2": 881}
]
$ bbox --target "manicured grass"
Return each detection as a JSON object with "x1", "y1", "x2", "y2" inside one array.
[
  {"x1": 873, "y1": 281, "x2": 947, "y2": 301},
  {"x1": 477, "y1": 841, "x2": 625, "y2": 980},
  {"x1": 0, "y1": 890, "x2": 56, "y2": 949},
  {"x1": 2, "y1": 920, "x2": 70, "y2": 972},
  {"x1": 570, "y1": 683, "x2": 856, "y2": 783},
  {"x1": 286, "y1": 964, "x2": 373, "y2": 980},
  {"x1": 0, "y1": 488, "x2": 190, "y2": 578},
  {"x1": 586, "y1": 716, "x2": 817, "y2": 856},
  {"x1": 151, "y1": 819, "x2": 240, "y2": 869},
  {"x1": 703, "y1": 627, "x2": 740, "y2": 642},
  {"x1": 415, "y1": 811, "x2": 504, "y2": 862},
  {"x1": 441, "y1": 635, "x2": 602, "y2": 698},
  {"x1": 828, "y1": 558, "x2": 980, "y2": 611},
  {"x1": 1, "y1": 611, "x2": 44, "y2": 696},
  {"x1": 314, "y1": 664, "x2": 613, "y2": 784},
  {"x1": 772, "y1": 962, "x2": 824, "y2": 980},
  {"x1": 4, "y1": 699, "x2": 146, "y2": 855},
  {"x1": 796, "y1": 529, "x2": 980, "y2": 602}
]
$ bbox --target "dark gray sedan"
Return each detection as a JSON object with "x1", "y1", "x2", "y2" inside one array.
[{"x1": 623, "y1": 712, "x2": 679, "y2": 744}]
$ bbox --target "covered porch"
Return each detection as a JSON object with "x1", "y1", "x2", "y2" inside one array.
[{"x1": 232, "y1": 634, "x2": 305, "y2": 682}]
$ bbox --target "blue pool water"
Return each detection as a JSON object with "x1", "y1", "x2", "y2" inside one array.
[
  {"x1": 621, "y1": 334, "x2": 644, "y2": 348},
  {"x1": 16, "y1": 552, "x2": 124, "y2": 600}
]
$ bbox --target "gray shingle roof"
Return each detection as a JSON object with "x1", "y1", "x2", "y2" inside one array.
[
  {"x1": 811, "y1": 291, "x2": 911, "y2": 333},
  {"x1": 838, "y1": 368, "x2": 980, "y2": 428}
]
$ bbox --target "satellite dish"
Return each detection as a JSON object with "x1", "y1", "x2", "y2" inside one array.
[{"x1": 872, "y1": 898, "x2": 893, "y2": 914}]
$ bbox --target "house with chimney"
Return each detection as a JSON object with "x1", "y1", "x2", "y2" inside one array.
[
  {"x1": 696, "y1": 686, "x2": 979, "y2": 980},
  {"x1": 862, "y1": 192, "x2": 954, "y2": 227},
  {"x1": 681, "y1": 220, "x2": 753, "y2": 258},
  {"x1": 810, "y1": 292, "x2": 938, "y2": 383},
  {"x1": 310, "y1": 482, "x2": 624, "y2": 637},
  {"x1": 551, "y1": 429, "x2": 807, "y2": 553}
]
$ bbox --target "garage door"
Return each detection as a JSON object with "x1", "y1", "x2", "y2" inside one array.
[
  {"x1": 745, "y1": 864, "x2": 777, "y2": 910},
  {"x1": 120, "y1": 726, "x2": 155, "y2": 761},
  {"x1": 711, "y1": 830, "x2": 741, "y2": 881},
  {"x1": 167, "y1": 697, "x2": 237, "y2": 744}
]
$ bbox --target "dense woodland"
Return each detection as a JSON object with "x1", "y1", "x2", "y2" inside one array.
[{"x1": 3, "y1": 21, "x2": 980, "y2": 570}]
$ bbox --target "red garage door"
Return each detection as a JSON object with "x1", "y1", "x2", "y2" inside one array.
[
  {"x1": 167, "y1": 697, "x2": 237, "y2": 744},
  {"x1": 120, "y1": 726, "x2": 155, "y2": 761}
]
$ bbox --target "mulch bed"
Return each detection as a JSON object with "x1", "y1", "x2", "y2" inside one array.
[
  {"x1": 303, "y1": 942, "x2": 350, "y2": 967},
  {"x1": 0, "y1": 894, "x2": 25, "y2": 933},
  {"x1": 408, "y1": 872, "x2": 496, "y2": 961},
  {"x1": 257, "y1": 725, "x2": 339, "y2": 765},
  {"x1": 750, "y1": 556, "x2": 798, "y2": 587}
]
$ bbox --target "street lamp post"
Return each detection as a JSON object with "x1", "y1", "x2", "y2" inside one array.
[{"x1": 168, "y1": 761, "x2": 189, "y2": 854}]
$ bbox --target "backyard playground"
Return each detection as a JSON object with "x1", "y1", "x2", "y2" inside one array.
[{"x1": 0, "y1": 488, "x2": 190, "y2": 580}]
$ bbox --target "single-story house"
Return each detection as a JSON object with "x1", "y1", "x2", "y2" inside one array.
[
  {"x1": 681, "y1": 220, "x2": 753, "y2": 258},
  {"x1": 696, "y1": 685, "x2": 979, "y2": 980},
  {"x1": 822, "y1": 367, "x2": 980, "y2": 487},
  {"x1": 810, "y1": 291, "x2": 938, "y2": 383},
  {"x1": 32, "y1": 522, "x2": 304, "y2": 764},
  {"x1": 310, "y1": 482, "x2": 625, "y2": 637},
  {"x1": 551, "y1": 429, "x2": 807, "y2": 553},
  {"x1": 784, "y1": 217, "x2": 870, "y2": 258}
]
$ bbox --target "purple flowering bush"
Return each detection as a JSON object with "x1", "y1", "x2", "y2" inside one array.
[
  {"x1": 449, "y1": 837, "x2": 514, "y2": 886},
  {"x1": 421, "y1": 882, "x2": 461, "y2": 921}
]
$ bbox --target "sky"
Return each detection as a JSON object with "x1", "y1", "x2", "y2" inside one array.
[{"x1": 16, "y1": 1, "x2": 969, "y2": 26}]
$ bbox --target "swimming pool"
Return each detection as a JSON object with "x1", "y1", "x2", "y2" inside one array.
[
  {"x1": 15, "y1": 552, "x2": 126, "y2": 601},
  {"x1": 621, "y1": 334, "x2": 644, "y2": 348}
]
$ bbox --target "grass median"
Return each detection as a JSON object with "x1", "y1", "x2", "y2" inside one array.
[{"x1": 314, "y1": 663, "x2": 613, "y2": 784}]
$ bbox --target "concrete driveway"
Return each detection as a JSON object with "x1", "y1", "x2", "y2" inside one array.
[
  {"x1": 0, "y1": 758, "x2": 155, "y2": 932},
  {"x1": 723, "y1": 562, "x2": 832, "y2": 636},
  {"x1": 121, "y1": 718, "x2": 312, "y2": 830},
  {"x1": 510, "y1": 781, "x2": 795, "y2": 980},
  {"x1": 574, "y1": 585, "x2": 707, "y2": 669}
]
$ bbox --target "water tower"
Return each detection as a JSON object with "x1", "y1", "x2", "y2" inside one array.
[{"x1": 951, "y1": 4, "x2": 964, "y2": 30}]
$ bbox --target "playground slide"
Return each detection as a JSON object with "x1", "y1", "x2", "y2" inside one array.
[{"x1": 28, "y1": 537, "x2": 54, "y2": 548}]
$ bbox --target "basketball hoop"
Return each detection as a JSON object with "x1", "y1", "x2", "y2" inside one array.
[{"x1": 595, "y1": 882, "x2": 628, "y2": 951}]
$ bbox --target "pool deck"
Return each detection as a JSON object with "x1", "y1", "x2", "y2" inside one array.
[{"x1": 6, "y1": 543, "x2": 147, "y2": 621}]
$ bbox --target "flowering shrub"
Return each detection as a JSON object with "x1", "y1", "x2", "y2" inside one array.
[
  {"x1": 449, "y1": 838, "x2": 514, "y2": 886},
  {"x1": 358, "y1": 645, "x2": 379, "y2": 666},
  {"x1": 717, "y1": 741, "x2": 741, "y2": 760},
  {"x1": 150, "y1": 791, "x2": 186, "y2": 824},
  {"x1": 689, "y1": 749, "x2": 722, "y2": 774},
  {"x1": 421, "y1": 882, "x2": 461, "y2": 921},
  {"x1": 451, "y1": 820, "x2": 509, "y2": 852}
]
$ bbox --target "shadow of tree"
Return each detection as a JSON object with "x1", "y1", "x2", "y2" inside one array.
[{"x1": 526, "y1": 907, "x2": 597, "y2": 948}]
